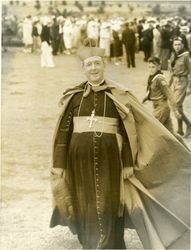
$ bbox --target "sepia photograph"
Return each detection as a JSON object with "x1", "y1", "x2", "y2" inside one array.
[{"x1": 1, "y1": 0, "x2": 191, "y2": 249}]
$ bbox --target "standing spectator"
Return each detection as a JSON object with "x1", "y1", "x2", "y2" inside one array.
[
  {"x1": 63, "y1": 17, "x2": 73, "y2": 55},
  {"x1": 99, "y1": 20, "x2": 112, "y2": 62},
  {"x1": 137, "y1": 19, "x2": 144, "y2": 51},
  {"x1": 169, "y1": 37, "x2": 191, "y2": 137},
  {"x1": 122, "y1": 22, "x2": 136, "y2": 68},
  {"x1": 86, "y1": 17, "x2": 100, "y2": 45},
  {"x1": 40, "y1": 17, "x2": 55, "y2": 68},
  {"x1": 141, "y1": 24, "x2": 153, "y2": 62},
  {"x1": 130, "y1": 21, "x2": 139, "y2": 52},
  {"x1": 80, "y1": 16, "x2": 88, "y2": 44},
  {"x1": 22, "y1": 15, "x2": 33, "y2": 53},
  {"x1": 57, "y1": 16, "x2": 65, "y2": 54},
  {"x1": 160, "y1": 23, "x2": 172, "y2": 70},
  {"x1": 110, "y1": 30, "x2": 123, "y2": 65},
  {"x1": 72, "y1": 19, "x2": 82, "y2": 52},
  {"x1": 50, "y1": 17, "x2": 60, "y2": 56},
  {"x1": 32, "y1": 17, "x2": 41, "y2": 53},
  {"x1": 2, "y1": 16, "x2": 8, "y2": 52},
  {"x1": 152, "y1": 24, "x2": 161, "y2": 57}
]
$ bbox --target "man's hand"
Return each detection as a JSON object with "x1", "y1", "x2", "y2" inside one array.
[{"x1": 123, "y1": 167, "x2": 134, "y2": 179}]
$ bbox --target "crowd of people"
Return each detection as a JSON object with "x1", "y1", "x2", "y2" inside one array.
[{"x1": 18, "y1": 14, "x2": 191, "y2": 68}]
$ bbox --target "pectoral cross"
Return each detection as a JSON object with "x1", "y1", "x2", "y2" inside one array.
[{"x1": 87, "y1": 109, "x2": 97, "y2": 128}]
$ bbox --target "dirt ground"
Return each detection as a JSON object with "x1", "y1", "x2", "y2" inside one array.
[{"x1": 1, "y1": 48, "x2": 191, "y2": 250}]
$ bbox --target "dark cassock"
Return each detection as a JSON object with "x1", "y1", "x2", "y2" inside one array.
[{"x1": 51, "y1": 82, "x2": 131, "y2": 249}]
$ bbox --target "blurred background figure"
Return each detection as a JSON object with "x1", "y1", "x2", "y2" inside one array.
[
  {"x1": 63, "y1": 17, "x2": 73, "y2": 55},
  {"x1": 160, "y1": 23, "x2": 172, "y2": 70},
  {"x1": 22, "y1": 15, "x2": 33, "y2": 53},
  {"x1": 152, "y1": 24, "x2": 161, "y2": 57},
  {"x1": 110, "y1": 30, "x2": 123, "y2": 65},
  {"x1": 72, "y1": 18, "x2": 82, "y2": 53},
  {"x1": 137, "y1": 19, "x2": 144, "y2": 51},
  {"x1": 31, "y1": 16, "x2": 41, "y2": 53},
  {"x1": 2, "y1": 16, "x2": 8, "y2": 52},
  {"x1": 99, "y1": 18, "x2": 112, "y2": 63},
  {"x1": 40, "y1": 16, "x2": 55, "y2": 68},
  {"x1": 57, "y1": 16, "x2": 65, "y2": 54},
  {"x1": 122, "y1": 22, "x2": 136, "y2": 68},
  {"x1": 50, "y1": 16, "x2": 60, "y2": 56},
  {"x1": 86, "y1": 17, "x2": 100, "y2": 45},
  {"x1": 141, "y1": 24, "x2": 153, "y2": 62}
]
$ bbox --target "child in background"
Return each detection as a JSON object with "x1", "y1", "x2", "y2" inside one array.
[{"x1": 142, "y1": 57, "x2": 181, "y2": 133}]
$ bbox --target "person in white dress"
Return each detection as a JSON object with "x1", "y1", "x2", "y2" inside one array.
[
  {"x1": 72, "y1": 18, "x2": 82, "y2": 52},
  {"x1": 99, "y1": 19, "x2": 112, "y2": 61},
  {"x1": 63, "y1": 18, "x2": 73, "y2": 54},
  {"x1": 22, "y1": 15, "x2": 33, "y2": 53},
  {"x1": 86, "y1": 18, "x2": 100, "y2": 45},
  {"x1": 153, "y1": 24, "x2": 161, "y2": 57}
]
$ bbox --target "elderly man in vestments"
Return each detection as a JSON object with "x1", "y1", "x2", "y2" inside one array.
[{"x1": 50, "y1": 39, "x2": 191, "y2": 249}]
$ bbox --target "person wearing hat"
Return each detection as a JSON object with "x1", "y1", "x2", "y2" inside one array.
[
  {"x1": 49, "y1": 39, "x2": 190, "y2": 249},
  {"x1": 169, "y1": 36, "x2": 191, "y2": 137}
]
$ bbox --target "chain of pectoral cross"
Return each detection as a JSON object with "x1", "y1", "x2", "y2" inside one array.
[
  {"x1": 77, "y1": 84, "x2": 107, "y2": 136},
  {"x1": 87, "y1": 91, "x2": 107, "y2": 129}
]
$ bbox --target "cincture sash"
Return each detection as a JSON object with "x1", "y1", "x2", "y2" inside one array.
[{"x1": 73, "y1": 116, "x2": 119, "y2": 134}]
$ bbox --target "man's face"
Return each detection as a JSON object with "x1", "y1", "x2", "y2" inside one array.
[
  {"x1": 148, "y1": 62, "x2": 160, "y2": 75},
  {"x1": 83, "y1": 56, "x2": 105, "y2": 85},
  {"x1": 173, "y1": 40, "x2": 183, "y2": 53}
]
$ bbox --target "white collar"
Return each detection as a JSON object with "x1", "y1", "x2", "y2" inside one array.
[{"x1": 88, "y1": 79, "x2": 105, "y2": 87}]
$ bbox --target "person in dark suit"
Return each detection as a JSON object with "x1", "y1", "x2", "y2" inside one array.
[
  {"x1": 122, "y1": 22, "x2": 136, "y2": 68},
  {"x1": 141, "y1": 24, "x2": 153, "y2": 62}
]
